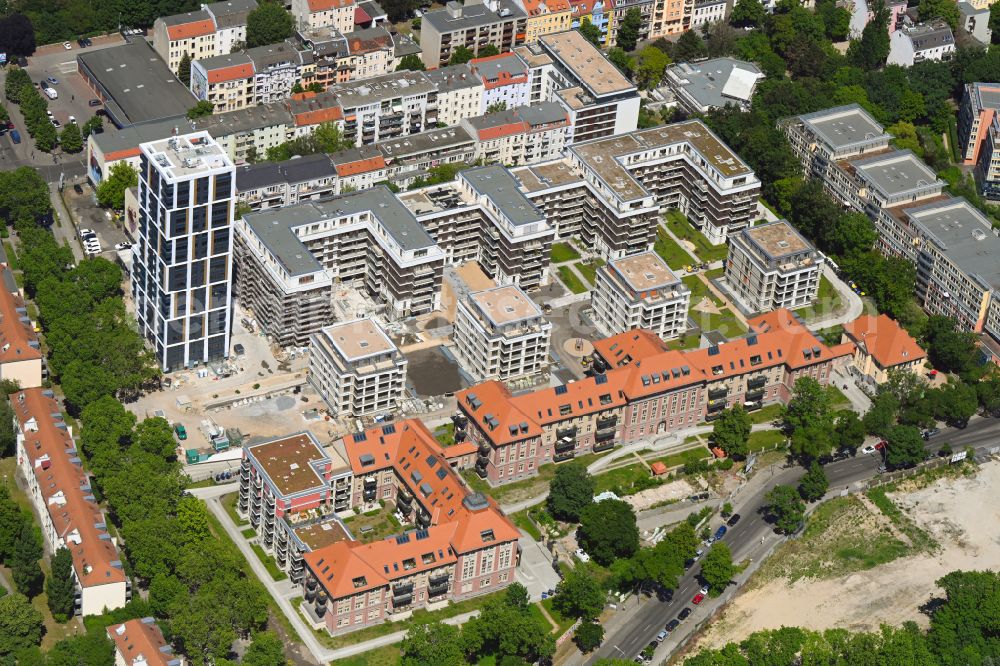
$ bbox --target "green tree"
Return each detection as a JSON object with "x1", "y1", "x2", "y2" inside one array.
[
  {"x1": 4, "y1": 67, "x2": 32, "y2": 103},
  {"x1": 848, "y1": 0, "x2": 891, "y2": 69},
  {"x1": 784, "y1": 377, "x2": 834, "y2": 460},
  {"x1": 45, "y1": 547, "x2": 76, "y2": 622},
  {"x1": 82, "y1": 114, "x2": 104, "y2": 138},
  {"x1": 486, "y1": 101, "x2": 507, "y2": 113},
  {"x1": 401, "y1": 621, "x2": 465, "y2": 666},
  {"x1": 863, "y1": 391, "x2": 900, "y2": 438},
  {"x1": 187, "y1": 100, "x2": 214, "y2": 119},
  {"x1": 635, "y1": 46, "x2": 669, "y2": 88},
  {"x1": 616, "y1": 8, "x2": 643, "y2": 52},
  {"x1": 505, "y1": 582, "x2": 530, "y2": 610},
  {"x1": 928, "y1": 570, "x2": 1000, "y2": 662},
  {"x1": 918, "y1": 0, "x2": 959, "y2": 29},
  {"x1": 462, "y1": 593, "x2": 555, "y2": 663},
  {"x1": 764, "y1": 485, "x2": 805, "y2": 534},
  {"x1": 574, "y1": 621, "x2": 605, "y2": 653},
  {"x1": 242, "y1": 632, "x2": 287, "y2": 666},
  {"x1": 578, "y1": 499, "x2": 639, "y2": 565},
  {"x1": 834, "y1": 411, "x2": 865, "y2": 453},
  {"x1": 885, "y1": 424, "x2": 924, "y2": 469},
  {"x1": 177, "y1": 52, "x2": 192, "y2": 86},
  {"x1": 95, "y1": 161, "x2": 138, "y2": 210},
  {"x1": 177, "y1": 495, "x2": 212, "y2": 546},
  {"x1": 712, "y1": 405, "x2": 752, "y2": 459},
  {"x1": 479, "y1": 44, "x2": 500, "y2": 57},
  {"x1": 797, "y1": 461, "x2": 828, "y2": 502},
  {"x1": 0, "y1": 593, "x2": 43, "y2": 656},
  {"x1": 730, "y1": 0, "x2": 765, "y2": 28},
  {"x1": 11, "y1": 522, "x2": 42, "y2": 597},
  {"x1": 396, "y1": 54, "x2": 426, "y2": 71},
  {"x1": 547, "y1": 461, "x2": 594, "y2": 522},
  {"x1": 0, "y1": 167, "x2": 51, "y2": 226},
  {"x1": 449, "y1": 45, "x2": 475, "y2": 65},
  {"x1": 579, "y1": 17, "x2": 602, "y2": 46},
  {"x1": 33, "y1": 119, "x2": 57, "y2": 153},
  {"x1": 312, "y1": 121, "x2": 352, "y2": 152},
  {"x1": 553, "y1": 565, "x2": 605, "y2": 620},
  {"x1": 816, "y1": 0, "x2": 851, "y2": 40},
  {"x1": 976, "y1": 376, "x2": 1000, "y2": 417},
  {"x1": 924, "y1": 316, "x2": 981, "y2": 381},
  {"x1": 700, "y1": 542, "x2": 735, "y2": 596},
  {"x1": 246, "y1": 0, "x2": 295, "y2": 47},
  {"x1": 674, "y1": 29, "x2": 706, "y2": 61},
  {"x1": 934, "y1": 382, "x2": 978, "y2": 427},
  {"x1": 59, "y1": 121, "x2": 83, "y2": 153},
  {"x1": 607, "y1": 47, "x2": 633, "y2": 77},
  {"x1": 991, "y1": 2, "x2": 1000, "y2": 41}
]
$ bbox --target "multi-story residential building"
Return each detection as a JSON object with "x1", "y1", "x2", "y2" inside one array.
[
  {"x1": 153, "y1": 0, "x2": 258, "y2": 74},
  {"x1": 309, "y1": 318, "x2": 408, "y2": 416},
  {"x1": 292, "y1": 0, "x2": 356, "y2": 32},
  {"x1": 191, "y1": 53, "x2": 256, "y2": 112},
  {"x1": 591, "y1": 251, "x2": 691, "y2": 340},
  {"x1": 459, "y1": 308, "x2": 854, "y2": 484},
  {"x1": 470, "y1": 52, "x2": 531, "y2": 112},
  {"x1": 841, "y1": 314, "x2": 926, "y2": 388},
  {"x1": 663, "y1": 58, "x2": 764, "y2": 114},
  {"x1": 569, "y1": 0, "x2": 609, "y2": 44},
  {"x1": 568, "y1": 120, "x2": 761, "y2": 251},
  {"x1": 518, "y1": 0, "x2": 573, "y2": 42},
  {"x1": 724, "y1": 220, "x2": 824, "y2": 313},
  {"x1": 196, "y1": 102, "x2": 296, "y2": 163},
  {"x1": 690, "y1": 0, "x2": 726, "y2": 29},
  {"x1": 420, "y1": 0, "x2": 528, "y2": 69},
  {"x1": 510, "y1": 158, "x2": 588, "y2": 239},
  {"x1": 107, "y1": 619, "x2": 183, "y2": 666},
  {"x1": 378, "y1": 127, "x2": 477, "y2": 186},
  {"x1": 239, "y1": 432, "x2": 354, "y2": 583},
  {"x1": 133, "y1": 132, "x2": 236, "y2": 371},
  {"x1": 651, "y1": 0, "x2": 693, "y2": 38},
  {"x1": 234, "y1": 186, "x2": 445, "y2": 344},
  {"x1": 0, "y1": 274, "x2": 43, "y2": 388},
  {"x1": 781, "y1": 104, "x2": 893, "y2": 184},
  {"x1": 453, "y1": 284, "x2": 552, "y2": 381},
  {"x1": 330, "y1": 71, "x2": 437, "y2": 146},
  {"x1": 461, "y1": 102, "x2": 570, "y2": 166},
  {"x1": 239, "y1": 420, "x2": 520, "y2": 635},
  {"x1": 974, "y1": 113, "x2": 1000, "y2": 199},
  {"x1": 608, "y1": 0, "x2": 654, "y2": 46},
  {"x1": 247, "y1": 40, "x2": 313, "y2": 104},
  {"x1": 887, "y1": 19, "x2": 955, "y2": 66},
  {"x1": 12, "y1": 388, "x2": 129, "y2": 616},
  {"x1": 958, "y1": 82, "x2": 1000, "y2": 164},
  {"x1": 237, "y1": 152, "x2": 342, "y2": 209},
  {"x1": 426, "y1": 64, "x2": 486, "y2": 126},
  {"x1": 958, "y1": 2, "x2": 992, "y2": 45},
  {"x1": 534, "y1": 31, "x2": 640, "y2": 142}
]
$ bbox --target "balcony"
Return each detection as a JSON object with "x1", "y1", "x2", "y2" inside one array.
[
  {"x1": 554, "y1": 451, "x2": 576, "y2": 463},
  {"x1": 363, "y1": 488, "x2": 377, "y2": 501},
  {"x1": 705, "y1": 411, "x2": 723, "y2": 421},
  {"x1": 707, "y1": 401, "x2": 726, "y2": 413},
  {"x1": 393, "y1": 581, "x2": 414, "y2": 596},
  {"x1": 478, "y1": 441, "x2": 491, "y2": 456},
  {"x1": 596, "y1": 415, "x2": 617, "y2": 430},
  {"x1": 744, "y1": 401, "x2": 763, "y2": 411},
  {"x1": 747, "y1": 376, "x2": 766, "y2": 390},
  {"x1": 745, "y1": 388, "x2": 765, "y2": 402},
  {"x1": 429, "y1": 579, "x2": 449, "y2": 596},
  {"x1": 708, "y1": 386, "x2": 728, "y2": 400},
  {"x1": 555, "y1": 439, "x2": 575, "y2": 453},
  {"x1": 397, "y1": 492, "x2": 412, "y2": 507},
  {"x1": 393, "y1": 593, "x2": 413, "y2": 607},
  {"x1": 556, "y1": 426, "x2": 577, "y2": 441},
  {"x1": 398, "y1": 500, "x2": 413, "y2": 516},
  {"x1": 593, "y1": 440, "x2": 615, "y2": 453},
  {"x1": 595, "y1": 427, "x2": 616, "y2": 442}
]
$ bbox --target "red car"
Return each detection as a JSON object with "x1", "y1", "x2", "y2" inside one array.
[
  {"x1": 875, "y1": 440, "x2": 887, "y2": 450},
  {"x1": 692, "y1": 593, "x2": 705, "y2": 605}
]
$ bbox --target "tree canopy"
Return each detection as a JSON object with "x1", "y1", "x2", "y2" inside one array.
[
  {"x1": 700, "y1": 543, "x2": 735, "y2": 596},
  {"x1": 246, "y1": 0, "x2": 295, "y2": 47},
  {"x1": 616, "y1": 8, "x2": 642, "y2": 52},
  {"x1": 712, "y1": 405, "x2": 752, "y2": 459},
  {"x1": 764, "y1": 485, "x2": 805, "y2": 534},
  {"x1": 547, "y1": 462, "x2": 595, "y2": 522},
  {"x1": 578, "y1": 499, "x2": 639, "y2": 566},
  {"x1": 95, "y1": 162, "x2": 138, "y2": 210}
]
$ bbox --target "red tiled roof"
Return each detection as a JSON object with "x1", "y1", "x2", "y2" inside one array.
[
  {"x1": 354, "y1": 5, "x2": 372, "y2": 24},
  {"x1": 444, "y1": 441, "x2": 477, "y2": 458},
  {"x1": 307, "y1": 0, "x2": 353, "y2": 11},
  {"x1": 592, "y1": 329, "x2": 667, "y2": 369},
  {"x1": 842, "y1": 314, "x2": 923, "y2": 369},
  {"x1": 0, "y1": 283, "x2": 42, "y2": 364},
  {"x1": 207, "y1": 62, "x2": 255, "y2": 84},
  {"x1": 476, "y1": 121, "x2": 529, "y2": 141},
  {"x1": 106, "y1": 619, "x2": 175, "y2": 666},
  {"x1": 335, "y1": 155, "x2": 386, "y2": 176},
  {"x1": 11, "y1": 389, "x2": 126, "y2": 588},
  {"x1": 166, "y1": 19, "x2": 216, "y2": 41}
]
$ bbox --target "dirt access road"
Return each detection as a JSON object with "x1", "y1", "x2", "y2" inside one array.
[{"x1": 693, "y1": 461, "x2": 1000, "y2": 648}]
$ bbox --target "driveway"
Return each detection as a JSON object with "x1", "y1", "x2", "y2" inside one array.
[{"x1": 515, "y1": 535, "x2": 561, "y2": 601}]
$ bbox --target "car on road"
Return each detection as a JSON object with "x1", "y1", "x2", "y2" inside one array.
[
  {"x1": 692, "y1": 593, "x2": 705, "y2": 605},
  {"x1": 114, "y1": 242, "x2": 132, "y2": 250},
  {"x1": 727, "y1": 513, "x2": 741, "y2": 527},
  {"x1": 68, "y1": 115, "x2": 76, "y2": 124},
  {"x1": 73, "y1": 183, "x2": 83, "y2": 194},
  {"x1": 63, "y1": 41, "x2": 72, "y2": 49},
  {"x1": 44, "y1": 87, "x2": 58, "y2": 100},
  {"x1": 656, "y1": 630, "x2": 667, "y2": 641},
  {"x1": 666, "y1": 619, "x2": 680, "y2": 632},
  {"x1": 88, "y1": 99, "x2": 102, "y2": 107},
  {"x1": 5, "y1": 121, "x2": 14, "y2": 130},
  {"x1": 574, "y1": 548, "x2": 591, "y2": 563},
  {"x1": 714, "y1": 525, "x2": 727, "y2": 540},
  {"x1": 923, "y1": 428, "x2": 940, "y2": 440},
  {"x1": 83, "y1": 243, "x2": 102, "y2": 256},
  {"x1": 861, "y1": 444, "x2": 877, "y2": 455},
  {"x1": 46, "y1": 76, "x2": 59, "y2": 85},
  {"x1": 678, "y1": 607, "x2": 692, "y2": 621},
  {"x1": 9, "y1": 130, "x2": 21, "y2": 144},
  {"x1": 51, "y1": 118, "x2": 61, "y2": 128},
  {"x1": 700, "y1": 584, "x2": 710, "y2": 595}
]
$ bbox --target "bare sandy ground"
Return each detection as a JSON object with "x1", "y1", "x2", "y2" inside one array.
[{"x1": 695, "y1": 462, "x2": 1000, "y2": 648}]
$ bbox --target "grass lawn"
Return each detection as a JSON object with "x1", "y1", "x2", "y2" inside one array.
[
  {"x1": 331, "y1": 645, "x2": 401, "y2": 666},
  {"x1": 816, "y1": 324, "x2": 845, "y2": 346},
  {"x1": 550, "y1": 241, "x2": 580, "y2": 263},
  {"x1": 251, "y1": 544, "x2": 288, "y2": 581},
  {"x1": 693, "y1": 307, "x2": 746, "y2": 338},
  {"x1": 682, "y1": 275, "x2": 724, "y2": 308},
  {"x1": 825, "y1": 384, "x2": 851, "y2": 411},
  {"x1": 460, "y1": 450, "x2": 613, "y2": 506},
  {"x1": 509, "y1": 509, "x2": 543, "y2": 541},
  {"x1": 747, "y1": 429, "x2": 786, "y2": 452},
  {"x1": 649, "y1": 446, "x2": 710, "y2": 471},
  {"x1": 343, "y1": 510, "x2": 402, "y2": 544},
  {"x1": 667, "y1": 332, "x2": 702, "y2": 350},
  {"x1": 540, "y1": 598, "x2": 576, "y2": 636},
  {"x1": 434, "y1": 422, "x2": 455, "y2": 447},
  {"x1": 575, "y1": 259, "x2": 605, "y2": 286},
  {"x1": 557, "y1": 265, "x2": 588, "y2": 294},
  {"x1": 2, "y1": 242, "x2": 18, "y2": 271},
  {"x1": 187, "y1": 478, "x2": 217, "y2": 489},
  {"x1": 749, "y1": 403, "x2": 784, "y2": 424},
  {"x1": 794, "y1": 276, "x2": 845, "y2": 323},
  {"x1": 654, "y1": 227, "x2": 694, "y2": 269},
  {"x1": 0, "y1": 458, "x2": 34, "y2": 513},
  {"x1": 592, "y1": 462, "x2": 657, "y2": 496},
  {"x1": 240, "y1": 527, "x2": 256, "y2": 538},
  {"x1": 664, "y1": 210, "x2": 728, "y2": 263},
  {"x1": 705, "y1": 267, "x2": 725, "y2": 281},
  {"x1": 221, "y1": 492, "x2": 249, "y2": 526}
]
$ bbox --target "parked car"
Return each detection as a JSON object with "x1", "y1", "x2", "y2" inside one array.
[
  {"x1": 692, "y1": 593, "x2": 705, "y2": 605},
  {"x1": 50, "y1": 118, "x2": 60, "y2": 128},
  {"x1": 700, "y1": 584, "x2": 710, "y2": 596},
  {"x1": 727, "y1": 513, "x2": 741, "y2": 527},
  {"x1": 63, "y1": 41, "x2": 72, "y2": 49},
  {"x1": 860, "y1": 444, "x2": 877, "y2": 455},
  {"x1": 77, "y1": 38, "x2": 87, "y2": 47},
  {"x1": 175, "y1": 424, "x2": 188, "y2": 440},
  {"x1": 88, "y1": 99, "x2": 102, "y2": 107},
  {"x1": 44, "y1": 87, "x2": 57, "y2": 100},
  {"x1": 656, "y1": 630, "x2": 667, "y2": 641},
  {"x1": 79, "y1": 227, "x2": 94, "y2": 235},
  {"x1": 73, "y1": 183, "x2": 83, "y2": 194},
  {"x1": 666, "y1": 619, "x2": 680, "y2": 632},
  {"x1": 678, "y1": 607, "x2": 692, "y2": 621},
  {"x1": 574, "y1": 548, "x2": 591, "y2": 563},
  {"x1": 45, "y1": 76, "x2": 59, "y2": 85},
  {"x1": 114, "y1": 242, "x2": 132, "y2": 250},
  {"x1": 10, "y1": 130, "x2": 21, "y2": 144},
  {"x1": 923, "y1": 428, "x2": 940, "y2": 440},
  {"x1": 714, "y1": 525, "x2": 727, "y2": 540}
]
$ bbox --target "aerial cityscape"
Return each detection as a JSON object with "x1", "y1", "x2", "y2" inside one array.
[{"x1": 0, "y1": 0, "x2": 999, "y2": 663}]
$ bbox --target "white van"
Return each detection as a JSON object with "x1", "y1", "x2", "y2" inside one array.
[{"x1": 44, "y1": 87, "x2": 58, "y2": 100}]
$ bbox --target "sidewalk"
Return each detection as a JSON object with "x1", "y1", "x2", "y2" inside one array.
[{"x1": 806, "y1": 263, "x2": 865, "y2": 331}]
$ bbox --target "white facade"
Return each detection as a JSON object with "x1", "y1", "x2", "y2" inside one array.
[
  {"x1": 591, "y1": 252, "x2": 691, "y2": 340},
  {"x1": 133, "y1": 132, "x2": 236, "y2": 371},
  {"x1": 308, "y1": 318, "x2": 407, "y2": 417},
  {"x1": 887, "y1": 20, "x2": 955, "y2": 67},
  {"x1": 690, "y1": 0, "x2": 726, "y2": 28},
  {"x1": 724, "y1": 220, "x2": 824, "y2": 313},
  {"x1": 453, "y1": 285, "x2": 552, "y2": 381}
]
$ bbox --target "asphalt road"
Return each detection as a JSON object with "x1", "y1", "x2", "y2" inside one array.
[{"x1": 586, "y1": 416, "x2": 1000, "y2": 665}]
